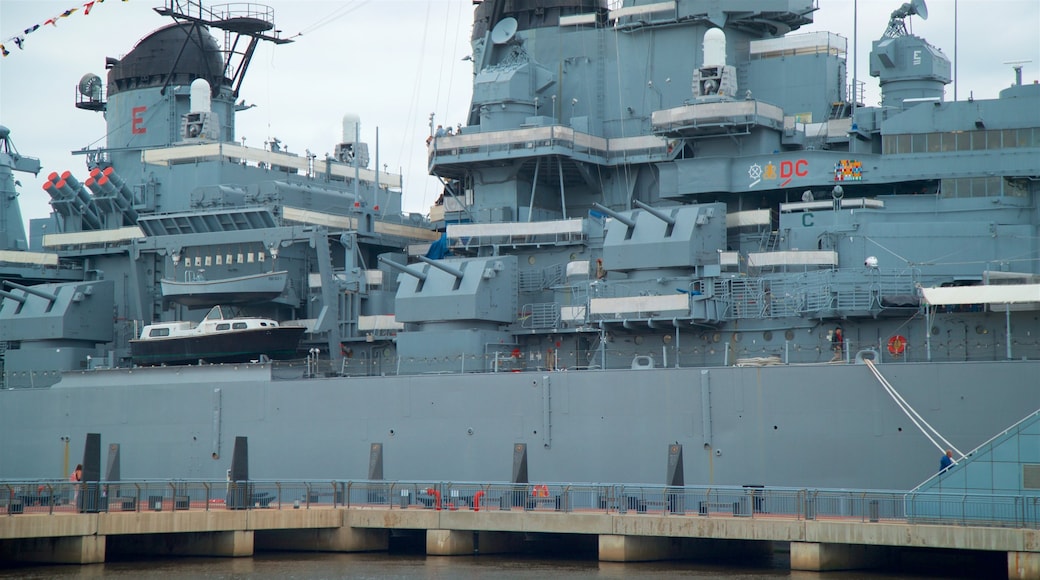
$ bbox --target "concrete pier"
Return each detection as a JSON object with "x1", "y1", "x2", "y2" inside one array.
[
  {"x1": 599, "y1": 534, "x2": 673, "y2": 562},
  {"x1": 254, "y1": 511, "x2": 388, "y2": 552},
  {"x1": 1009, "y1": 551, "x2": 1040, "y2": 580},
  {"x1": 790, "y1": 542, "x2": 891, "y2": 571},
  {"x1": 1, "y1": 502, "x2": 1037, "y2": 577},
  {"x1": 425, "y1": 530, "x2": 525, "y2": 555},
  {"x1": 427, "y1": 529, "x2": 475, "y2": 555},
  {"x1": 0, "y1": 535, "x2": 106, "y2": 564},
  {"x1": 108, "y1": 530, "x2": 253, "y2": 558}
]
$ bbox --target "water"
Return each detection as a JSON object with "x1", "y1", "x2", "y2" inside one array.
[{"x1": 0, "y1": 552, "x2": 986, "y2": 579}]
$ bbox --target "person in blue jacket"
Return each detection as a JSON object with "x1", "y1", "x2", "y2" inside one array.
[{"x1": 939, "y1": 449, "x2": 954, "y2": 473}]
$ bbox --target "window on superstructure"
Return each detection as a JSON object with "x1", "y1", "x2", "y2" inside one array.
[
  {"x1": 232, "y1": 322, "x2": 247, "y2": 330},
  {"x1": 1001, "y1": 129, "x2": 1018, "y2": 148},
  {"x1": 216, "y1": 323, "x2": 231, "y2": 331},
  {"x1": 896, "y1": 134, "x2": 910, "y2": 154},
  {"x1": 956, "y1": 131, "x2": 972, "y2": 151},
  {"x1": 148, "y1": 328, "x2": 170, "y2": 337},
  {"x1": 971, "y1": 131, "x2": 986, "y2": 151},
  {"x1": 911, "y1": 134, "x2": 927, "y2": 153},
  {"x1": 986, "y1": 130, "x2": 1002, "y2": 150},
  {"x1": 927, "y1": 133, "x2": 942, "y2": 153},
  {"x1": 1022, "y1": 128, "x2": 1039, "y2": 147},
  {"x1": 940, "y1": 176, "x2": 1018, "y2": 198},
  {"x1": 915, "y1": 129, "x2": 1033, "y2": 151},
  {"x1": 970, "y1": 177, "x2": 988, "y2": 197}
]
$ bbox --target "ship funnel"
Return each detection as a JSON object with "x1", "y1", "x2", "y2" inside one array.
[{"x1": 190, "y1": 78, "x2": 212, "y2": 113}]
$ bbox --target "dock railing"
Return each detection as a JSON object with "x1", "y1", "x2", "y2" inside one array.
[{"x1": 2, "y1": 480, "x2": 1037, "y2": 529}]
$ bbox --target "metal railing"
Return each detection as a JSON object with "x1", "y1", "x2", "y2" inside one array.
[{"x1": 3, "y1": 480, "x2": 1038, "y2": 529}]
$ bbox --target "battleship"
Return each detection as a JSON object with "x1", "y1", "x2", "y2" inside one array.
[{"x1": 1, "y1": 0, "x2": 1039, "y2": 491}]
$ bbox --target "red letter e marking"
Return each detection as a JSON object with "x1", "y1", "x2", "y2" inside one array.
[{"x1": 132, "y1": 106, "x2": 147, "y2": 134}]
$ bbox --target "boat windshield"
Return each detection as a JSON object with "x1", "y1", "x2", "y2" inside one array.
[{"x1": 203, "y1": 305, "x2": 241, "y2": 321}]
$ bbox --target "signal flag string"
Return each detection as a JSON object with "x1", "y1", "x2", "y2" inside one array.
[{"x1": 1, "y1": 0, "x2": 129, "y2": 58}]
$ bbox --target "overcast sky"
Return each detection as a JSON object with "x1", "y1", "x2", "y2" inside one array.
[{"x1": 1, "y1": 0, "x2": 1038, "y2": 232}]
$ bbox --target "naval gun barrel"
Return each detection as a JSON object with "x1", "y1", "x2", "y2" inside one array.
[
  {"x1": 3, "y1": 280, "x2": 58, "y2": 303},
  {"x1": 0, "y1": 290, "x2": 27, "y2": 304},
  {"x1": 417, "y1": 256, "x2": 465, "y2": 279},
  {"x1": 592, "y1": 203, "x2": 636, "y2": 228},
  {"x1": 378, "y1": 257, "x2": 428, "y2": 282},
  {"x1": 633, "y1": 200, "x2": 676, "y2": 226}
]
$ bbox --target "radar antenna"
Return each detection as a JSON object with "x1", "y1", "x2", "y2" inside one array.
[
  {"x1": 154, "y1": 0, "x2": 292, "y2": 98},
  {"x1": 883, "y1": 0, "x2": 928, "y2": 38},
  {"x1": 1004, "y1": 60, "x2": 1033, "y2": 86}
]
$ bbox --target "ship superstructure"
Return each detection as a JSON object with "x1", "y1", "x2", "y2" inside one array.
[{"x1": 1, "y1": 0, "x2": 1039, "y2": 491}]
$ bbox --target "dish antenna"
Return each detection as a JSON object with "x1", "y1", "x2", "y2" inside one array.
[
  {"x1": 884, "y1": 0, "x2": 928, "y2": 37},
  {"x1": 491, "y1": 17, "x2": 518, "y2": 45},
  {"x1": 911, "y1": 0, "x2": 927, "y2": 19},
  {"x1": 910, "y1": 0, "x2": 928, "y2": 20}
]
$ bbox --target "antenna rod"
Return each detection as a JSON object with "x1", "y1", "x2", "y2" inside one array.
[
  {"x1": 853, "y1": 0, "x2": 858, "y2": 112},
  {"x1": 954, "y1": 0, "x2": 958, "y2": 101}
]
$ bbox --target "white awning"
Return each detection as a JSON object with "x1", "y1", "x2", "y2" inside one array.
[{"x1": 920, "y1": 284, "x2": 1040, "y2": 306}]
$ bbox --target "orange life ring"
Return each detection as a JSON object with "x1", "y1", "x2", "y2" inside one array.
[
  {"x1": 887, "y1": 335, "x2": 907, "y2": 356},
  {"x1": 532, "y1": 484, "x2": 549, "y2": 498}
]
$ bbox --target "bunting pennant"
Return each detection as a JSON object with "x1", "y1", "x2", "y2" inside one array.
[{"x1": 1, "y1": 1, "x2": 126, "y2": 57}]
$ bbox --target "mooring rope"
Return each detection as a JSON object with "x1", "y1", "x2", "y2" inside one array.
[{"x1": 864, "y1": 358, "x2": 965, "y2": 460}]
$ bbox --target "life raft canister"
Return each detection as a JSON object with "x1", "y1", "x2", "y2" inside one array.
[{"x1": 887, "y1": 335, "x2": 907, "y2": 356}]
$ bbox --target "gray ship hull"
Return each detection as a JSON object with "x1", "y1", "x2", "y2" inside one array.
[
  {"x1": 2, "y1": 359, "x2": 1035, "y2": 490},
  {"x1": 2, "y1": 0, "x2": 1039, "y2": 498}
]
